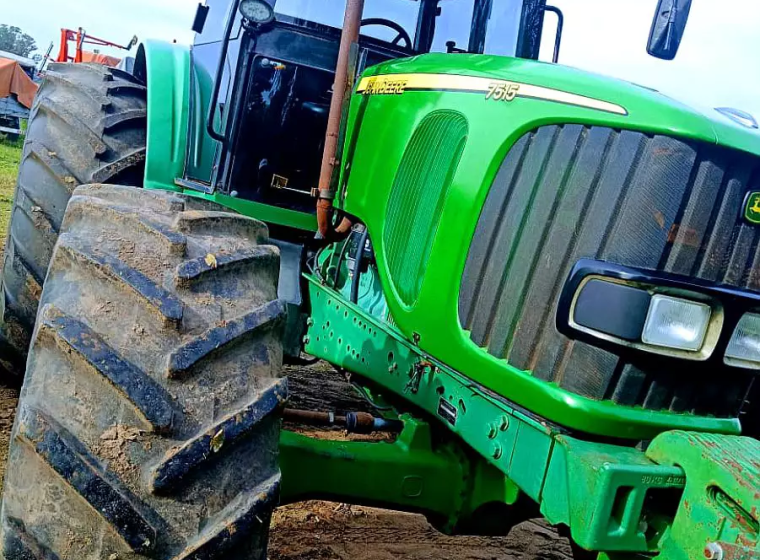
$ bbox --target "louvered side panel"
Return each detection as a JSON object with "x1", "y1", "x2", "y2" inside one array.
[{"x1": 384, "y1": 110, "x2": 468, "y2": 305}]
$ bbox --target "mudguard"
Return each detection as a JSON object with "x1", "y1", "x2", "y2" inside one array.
[{"x1": 136, "y1": 40, "x2": 191, "y2": 192}]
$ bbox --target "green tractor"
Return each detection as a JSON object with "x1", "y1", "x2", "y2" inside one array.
[{"x1": 1, "y1": 0, "x2": 758, "y2": 558}]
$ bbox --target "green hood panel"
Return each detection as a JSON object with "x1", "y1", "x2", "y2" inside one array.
[{"x1": 363, "y1": 53, "x2": 760, "y2": 157}]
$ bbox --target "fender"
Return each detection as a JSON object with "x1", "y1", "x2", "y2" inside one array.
[{"x1": 135, "y1": 40, "x2": 191, "y2": 192}]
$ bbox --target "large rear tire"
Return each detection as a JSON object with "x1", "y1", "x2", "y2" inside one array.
[
  {"x1": 0, "y1": 63, "x2": 147, "y2": 380},
  {"x1": 0, "y1": 185, "x2": 286, "y2": 559}
]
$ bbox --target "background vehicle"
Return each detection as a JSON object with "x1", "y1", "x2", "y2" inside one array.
[
  {"x1": 0, "y1": 53, "x2": 37, "y2": 139},
  {"x1": 56, "y1": 27, "x2": 138, "y2": 66},
  {"x1": 0, "y1": 0, "x2": 758, "y2": 559}
]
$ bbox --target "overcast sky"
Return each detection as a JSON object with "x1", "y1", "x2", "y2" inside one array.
[{"x1": 3, "y1": 0, "x2": 759, "y2": 121}]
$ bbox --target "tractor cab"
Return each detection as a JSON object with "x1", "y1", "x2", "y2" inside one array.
[{"x1": 179, "y1": 0, "x2": 550, "y2": 219}]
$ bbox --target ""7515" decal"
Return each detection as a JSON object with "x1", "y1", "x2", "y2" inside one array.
[{"x1": 486, "y1": 82, "x2": 521, "y2": 101}]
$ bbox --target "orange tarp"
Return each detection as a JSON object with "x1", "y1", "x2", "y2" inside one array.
[
  {"x1": 81, "y1": 51, "x2": 121, "y2": 67},
  {"x1": 0, "y1": 57, "x2": 38, "y2": 109}
]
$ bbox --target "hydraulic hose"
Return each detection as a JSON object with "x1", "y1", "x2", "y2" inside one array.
[{"x1": 350, "y1": 226, "x2": 370, "y2": 303}]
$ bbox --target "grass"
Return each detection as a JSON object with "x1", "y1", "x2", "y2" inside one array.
[{"x1": 0, "y1": 141, "x2": 21, "y2": 250}]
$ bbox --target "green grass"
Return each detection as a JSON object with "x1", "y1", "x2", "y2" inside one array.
[{"x1": 0, "y1": 141, "x2": 21, "y2": 250}]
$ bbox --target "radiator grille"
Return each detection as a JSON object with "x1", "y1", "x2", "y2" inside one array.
[
  {"x1": 385, "y1": 110, "x2": 467, "y2": 305},
  {"x1": 459, "y1": 125, "x2": 760, "y2": 417}
]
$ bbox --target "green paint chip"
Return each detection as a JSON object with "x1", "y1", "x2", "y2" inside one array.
[{"x1": 744, "y1": 191, "x2": 760, "y2": 224}]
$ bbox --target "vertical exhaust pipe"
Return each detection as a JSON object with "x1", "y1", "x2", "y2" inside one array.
[{"x1": 316, "y1": 0, "x2": 365, "y2": 238}]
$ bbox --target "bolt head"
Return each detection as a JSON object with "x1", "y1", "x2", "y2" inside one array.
[
  {"x1": 488, "y1": 424, "x2": 498, "y2": 439},
  {"x1": 499, "y1": 415, "x2": 510, "y2": 431},
  {"x1": 704, "y1": 543, "x2": 723, "y2": 560},
  {"x1": 492, "y1": 442, "x2": 503, "y2": 459}
]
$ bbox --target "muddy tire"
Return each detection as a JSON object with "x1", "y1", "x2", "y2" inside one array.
[
  {"x1": 0, "y1": 185, "x2": 286, "y2": 559},
  {"x1": 0, "y1": 63, "x2": 147, "y2": 381}
]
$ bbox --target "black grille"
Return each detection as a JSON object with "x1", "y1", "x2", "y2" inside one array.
[{"x1": 459, "y1": 124, "x2": 760, "y2": 418}]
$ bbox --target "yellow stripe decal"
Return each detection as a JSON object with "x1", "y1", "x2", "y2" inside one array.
[{"x1": 356, "y1": 73, "x2": 628, "y2": 116}]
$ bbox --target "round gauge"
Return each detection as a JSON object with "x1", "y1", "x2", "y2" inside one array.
[{"x1": 239, "y1": 0, "x2": 274, "y2": 24}]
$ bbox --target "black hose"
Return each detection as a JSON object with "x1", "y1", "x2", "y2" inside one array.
[
  {"x1": 331, "y1": 234, "x2": 353, "y2": 289},
  {"x1": 350, "y1": 226, "x2": 370, "y2": 303},
  {"x1": 284, "y1": 353, "x2": 321, "y2": 366},
  {"x1": 351, "y1": 381, "x2": 394, "y2": 412}
]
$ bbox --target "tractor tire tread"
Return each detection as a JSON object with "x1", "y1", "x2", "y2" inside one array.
[{"x1": 1, "y1": 185, "x2": 285, "y2": 560}]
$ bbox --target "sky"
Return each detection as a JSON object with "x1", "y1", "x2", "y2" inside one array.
[
  {"x1": 2, "y1": 0, "x2": 759, "y2": 121},
  {"x1": 537, "y1": 0, "x2": 760, "y2": 121}
]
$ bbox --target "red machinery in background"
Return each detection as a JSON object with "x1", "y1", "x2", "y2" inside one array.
[{"x1": 55, "y1": 28, "x2": 137, "y2": 65}]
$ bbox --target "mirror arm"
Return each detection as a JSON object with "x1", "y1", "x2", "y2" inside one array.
[{"x1": 543, "y1": 5, "x2": 564, "y2": 63}]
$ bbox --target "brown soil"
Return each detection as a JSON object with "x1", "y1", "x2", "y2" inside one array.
[
  {"x1": 271, "y1": 502, "x2": 572, "y2": 560},
  {"x1": 0, "y1": 360, "x2": 571, "y2": 559},
  {"x1": 0, "y1": 385, "x2": 18, "y2": 493}
]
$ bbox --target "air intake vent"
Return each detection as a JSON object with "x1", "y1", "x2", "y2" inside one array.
[
  {"x1": 460, "y1": 124, "x2": 760, "y2": 417},
  {"x1": 384, "y1": 110, "x2": 468, "y2": 306}
]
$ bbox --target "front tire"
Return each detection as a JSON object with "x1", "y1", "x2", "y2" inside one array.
[{"x1": 0, "y1": 185, "x2": 285, "y2": 559}]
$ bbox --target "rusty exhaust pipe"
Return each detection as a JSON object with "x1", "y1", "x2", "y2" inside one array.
[{"x1": 316, "y1": 0, "x2": 365, "y2": 238}]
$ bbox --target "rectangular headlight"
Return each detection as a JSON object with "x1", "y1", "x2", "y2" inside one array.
[
  {"x1": 641, "y1": 295, "x2": 711, "y2": 351},
  {"x1": 725, "y1": 313, "x2": 760, "y2": 368}
]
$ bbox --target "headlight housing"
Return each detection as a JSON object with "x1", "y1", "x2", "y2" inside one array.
[
  {"x1": 725, "y1": 313, "x2": 760, "y2": 369},
  {"x1": 641, "y1": 295, "x2": 711, "y2": 351},
  {"x1": 556, "y1": 259, "x2": 760, "y2": 366}
]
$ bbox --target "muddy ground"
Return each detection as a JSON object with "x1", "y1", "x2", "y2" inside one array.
[
  {"x1": 0, "y1": 361, "x2": 572, "y2": 560},
  {"x1": 270, "y1": 500, "x2": 572, "y2": 560}
]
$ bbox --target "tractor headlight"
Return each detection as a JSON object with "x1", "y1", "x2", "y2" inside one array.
[
  {"x1": 725, "y1": 313, "x2": 760, "y2": 369},
  {"x1": 239, "y1": 0, "x2": 274, "y2": 24},
  {"x1": 558, "y1": 259, "x2": 760, "y2": 366},
  {"x1": 641, "y1": 295, "x2": 711, "y2": 351}
]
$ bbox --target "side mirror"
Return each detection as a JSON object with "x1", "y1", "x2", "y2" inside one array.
[{"x1": 647, "y1": 0, "x2": 692, "y2": 60}]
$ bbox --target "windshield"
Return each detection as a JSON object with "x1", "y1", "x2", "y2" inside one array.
[
  {"x1": 272, "y1": 0, "x2": 521, "y2": 55},
  {"x1": 538, "y1": 0, "x2": 760, "y2": 122},
  {"x1": 273, "y1": 0, "x2": 417, "y2": 43}
]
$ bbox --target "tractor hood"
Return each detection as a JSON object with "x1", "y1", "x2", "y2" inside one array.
[
  {"x1": 361, "y1": 53, "x2": 760, "y2": 158},
  {"x1": 342, "y1": 51, "x2": 760, "y2": 438}
]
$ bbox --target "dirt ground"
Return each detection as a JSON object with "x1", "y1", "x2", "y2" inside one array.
[
  {"x1": 270, "y1": 501, "x2": 572, "y2": 560},
  {"x1": 0, "y1": 386, "x2": 16, "y2": 490}
]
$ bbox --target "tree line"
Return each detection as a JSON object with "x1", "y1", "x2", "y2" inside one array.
[{"x1": 0, "y1": 25, "x2": 37, "y2": 58}]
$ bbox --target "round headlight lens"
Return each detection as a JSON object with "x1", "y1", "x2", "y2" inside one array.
[{"x1": 239, "y1": 0, "x2": 274, "y2": 24}]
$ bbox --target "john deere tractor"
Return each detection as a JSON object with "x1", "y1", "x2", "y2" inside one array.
[{"x1": 0, "y1": 0, "x2": 758, "y2": 558}]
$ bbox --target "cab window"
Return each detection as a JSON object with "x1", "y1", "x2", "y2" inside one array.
[{"x1": 271, "y1": 0, "x2": 522, "y2": 56}]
